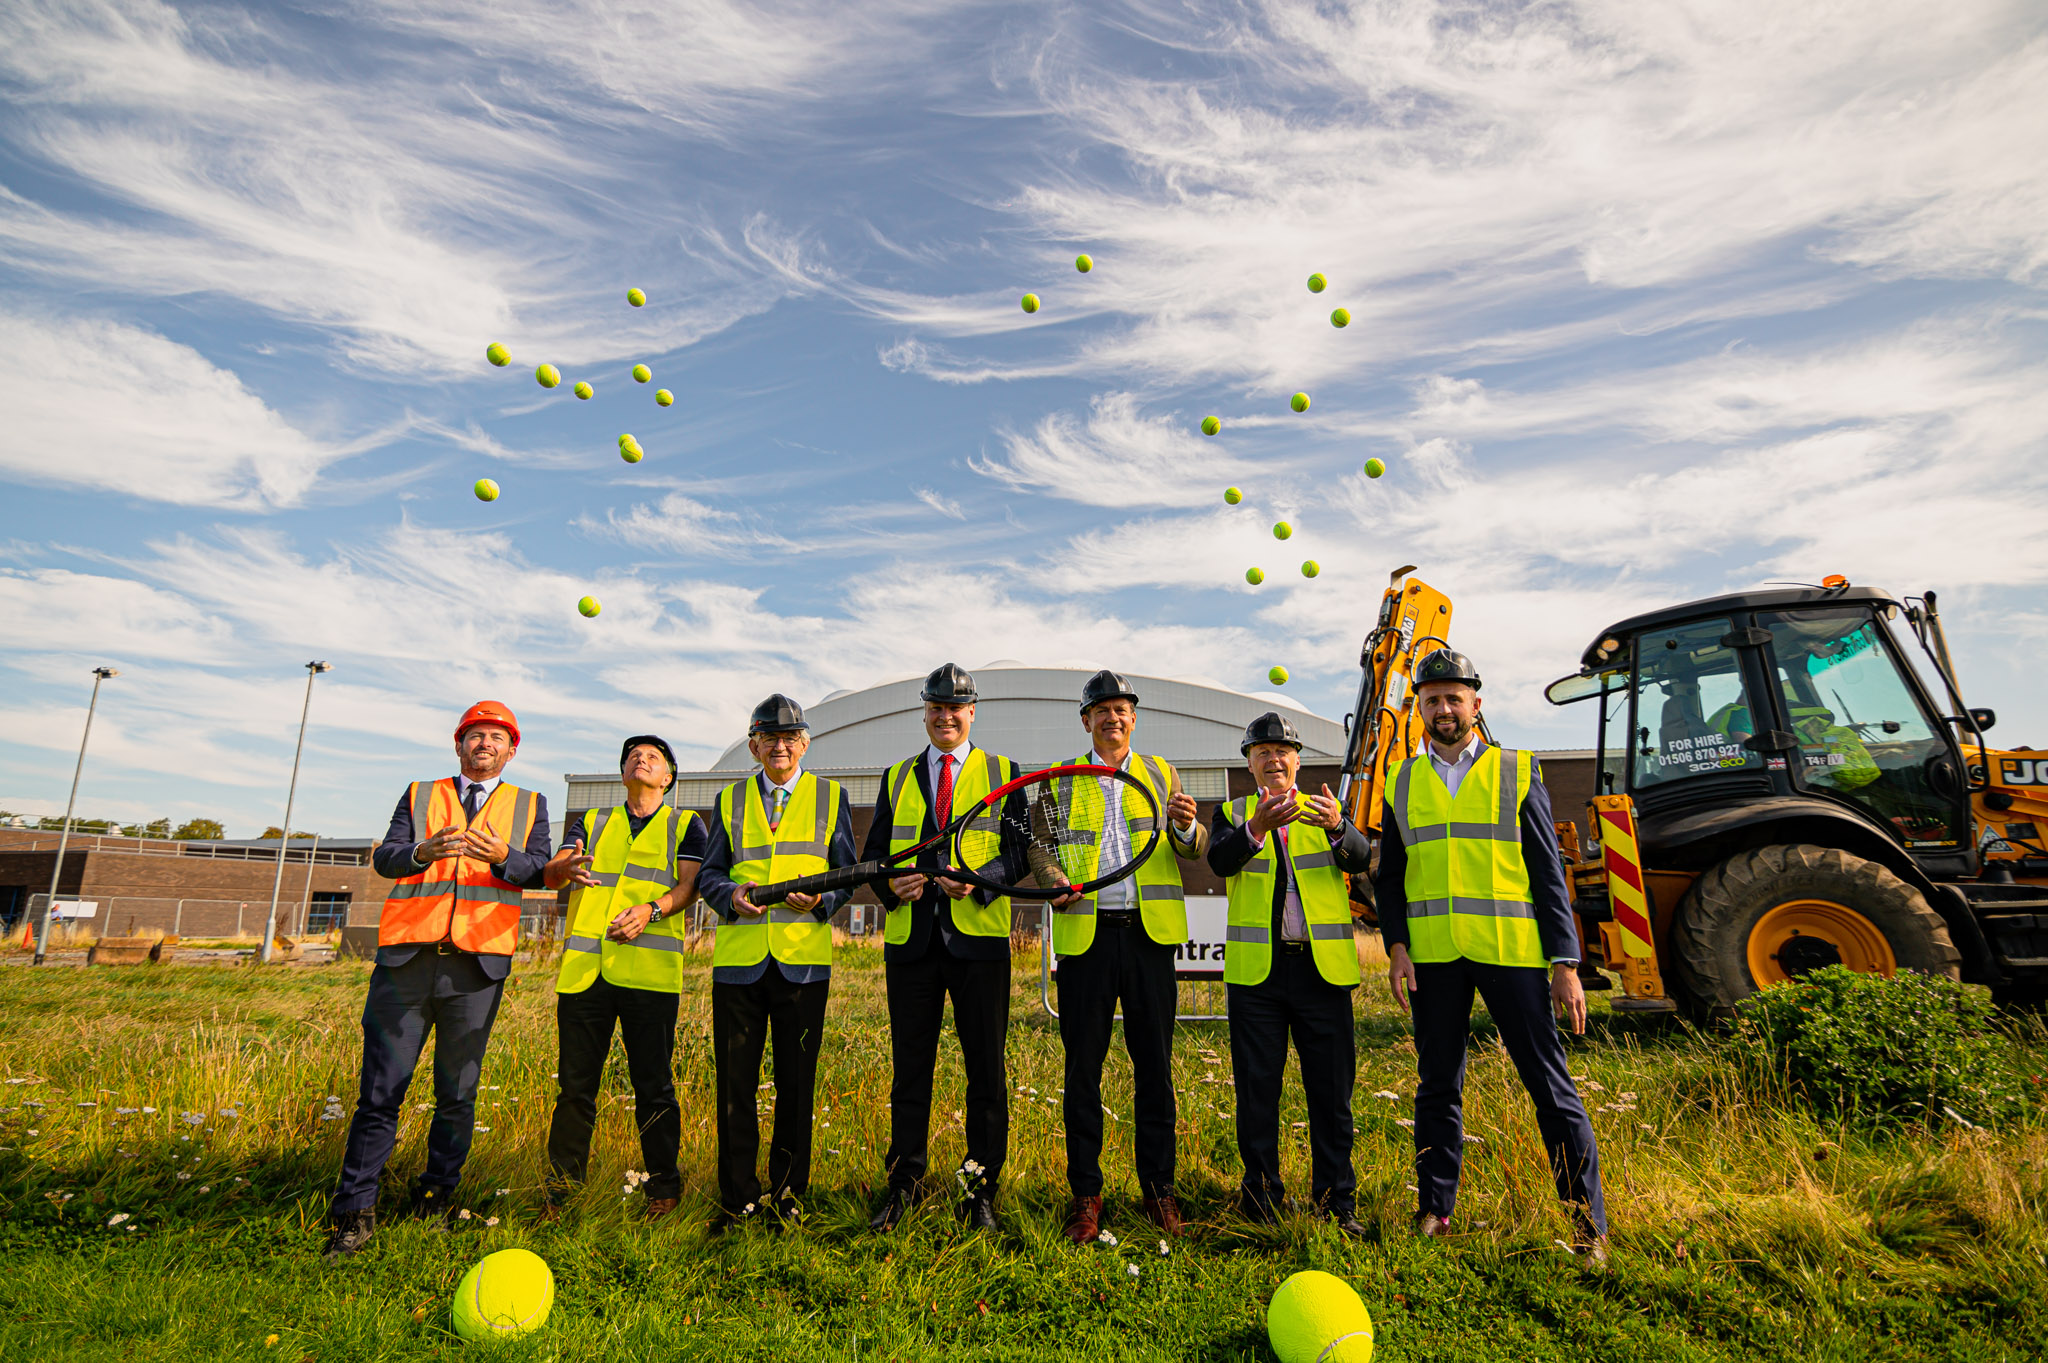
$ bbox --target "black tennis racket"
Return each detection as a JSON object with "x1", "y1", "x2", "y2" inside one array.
[{"x1": 745, "y1": 762, "x2": 1163, "y2": 906}]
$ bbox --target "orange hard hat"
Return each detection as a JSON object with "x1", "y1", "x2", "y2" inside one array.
[{"x1": 455, "y1": 700, "x2": 521, "y2": 747}]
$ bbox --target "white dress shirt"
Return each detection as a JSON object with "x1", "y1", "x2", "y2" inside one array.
[
  {"x1": 456, "y1": 773, "x2": 502, "y2": 809},
  {"x1": 1428, "y1": 731, "x2": 1485, "y2": 797},
  {"x1": 1246, "y1": 793, "x2": 1309, "y2": 941},
  {"x1": 925, "y1": 740, "x2": 973, "y2": 821}
]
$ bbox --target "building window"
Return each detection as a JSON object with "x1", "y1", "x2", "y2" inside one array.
[
  {"x1": 1179, "y1": 768, "x2": 1229, "y2": 801},
  {"x1": 306, "y1": 892, "x2": 351, "y2": 933}
]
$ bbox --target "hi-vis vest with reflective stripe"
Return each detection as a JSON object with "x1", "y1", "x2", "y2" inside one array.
[
  {"x1": 1051, "y1": 752, "x2": 1189, "y2": 955},
  {"x1": 556, "y1": 805, "x2": 697, "y2": 994},
  {"x1": 1388, "y1": 745, "x2": 1544, "y2": 968},
  {"x1": 380, "y1": 778, "x2": 538, "y2": 956},
  {"x1": 1219, "y1": 794, "x2": 1359, "y2": 987},
  {"x1": 712, "y1": 772, "x2": 842, "y2": 969},
  {"x1": 882, "y1": 749, "x2": 1016, "y2": 944}
]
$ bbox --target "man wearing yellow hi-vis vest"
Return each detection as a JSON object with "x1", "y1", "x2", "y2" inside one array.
[
  {"x1": 1375, "y1": 649, "x2": 1609, "y2": 1262},
  {"x1": 1051, "y1": 669, "x2": 1208, "y2": 1248},
  {"x1": 543, "y1": 735, "x2": 705, "y2": 1222},
  {"x1": 695, "y1": 694, "x2": 858, "y2": 1230},
  {"x1": 1206, "y1": 712, "x2": 1372, "y2": 1237}
]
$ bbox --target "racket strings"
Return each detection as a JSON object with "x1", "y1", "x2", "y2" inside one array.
[{"x1": 1019, "y1": 771, "x2": 1115, "y2": 890}]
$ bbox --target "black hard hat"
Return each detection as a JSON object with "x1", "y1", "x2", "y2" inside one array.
[
  {"x1": 1413, "y1": 648, "x2": 1482, "y2": 692},
  {"x1": 1078, "y1": 668, "x2": 1140, "y2": 714},
  {"x1": 619, "y1": 734, "x2": 678, "y2": 790},
  {"x1": 1240, "y1": 711, "x2": 1303, "y2": 755},
  {"x1": 748, "y1": 693, "x2": 809, "y2": 734},
  {"x1": 921, "y1": 662, "x2": 979, "y2": 704}
]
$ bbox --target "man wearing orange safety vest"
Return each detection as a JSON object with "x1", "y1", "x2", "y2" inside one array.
[{"x1": 323, "y1": 701, "x2": 564, "y2": 1259}]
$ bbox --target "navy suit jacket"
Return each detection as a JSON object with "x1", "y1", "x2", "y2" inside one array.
[{"x1": 371, "y1": 778, "x2": 553, "y2": 980}]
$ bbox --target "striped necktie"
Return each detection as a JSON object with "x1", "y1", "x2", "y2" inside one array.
[
  {"x1": 769, "y1": 785, "x2": 788, "y2": 832},
  {"x1": 934, "y1": 752, "x2": 956, "y2": 827}
]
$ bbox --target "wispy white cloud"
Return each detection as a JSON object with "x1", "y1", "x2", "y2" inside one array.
[{"x1": 972, "y1": 391, "x2": 1240, "y2": 508}]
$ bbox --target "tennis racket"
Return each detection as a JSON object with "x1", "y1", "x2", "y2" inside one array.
[{"x1": 745, "y1": 762, "x2": 1163, "y2": 906}]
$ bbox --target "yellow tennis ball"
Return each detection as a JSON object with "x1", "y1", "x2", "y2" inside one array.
[
  {"x1": 577, "y1": 596, "x2": 601, "y2": 618},
  {"x1": 632, "y1": 364, "x2": 651, "y2": 383},
  {"x1": 1224, "y1": 487, "x2": 1242, "y2": 505},
  {"x1": 618, "y1": 432, "x2": 636, "y2": 447},
  {"x1": 572, "y1": 381, "x2": 593, "y2": 400},
  {"x1": 1273, "y1": 521, "x2": 1293, "y2": 540},
  {"x1": 452, "y1": 1248, "x2": 555, "y2": 1343},
  {"x1": 1290, "y1": 392, "x2": 1310, "y2": 413},
  {"x1": 473, "y1": 478, "x2": 499, "y2": 502},
  {"x1": 535, "y1": 364, "x2": 560, "y2": 389},
  {"x1": 655, "y1": 389, "x2": 674, "y2": 407},
  {"x1": 485, "y1": 342, "x2": 510, "y2": 367},
  {"x1": 1021, "y1": 293, "x2": 1040, "y2": 313},
  {"x1": 627, "y1": 287, "x2": 646, "y2": 307},
  {"x1": 620, "y1": 443, "x2": 643, "y2": 464},
  {"x1": 1330, "y1": 308, "x2": 1350, "y2": 328},
  {"x1": 1267, "y1": 1270, "x2": 1371, "y2": 1363},
  {"x1": 1306, "y1": 273, "x2": 1327, "y2": 294},
  {"x1": 1268, "y1": 666, "x2": 1290, "y2": 686},
  {"x1": 1246, "y1": 566, "x2": 1264, "y2": 585},
  {"x1": 1364, "y1": 457, "x2": 1386, "y2": 478},
  {"x1": 1301, "y1": 560, "x2": 1320, "y2": 578},
  {"x1": 1075, "y1": 254, "x2": 1093, "y2": 273},
  {"x1": 1201, "y1": 415, "x2": 1221, "y2": 436}
]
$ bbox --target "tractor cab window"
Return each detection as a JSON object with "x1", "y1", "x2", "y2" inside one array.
[
  {"x1": 1758, "y1": 609, "x2": 1966, "y2": 849},
  {"x1": 1630, "y1": 617, "x2": 1763, "y2": 789}
]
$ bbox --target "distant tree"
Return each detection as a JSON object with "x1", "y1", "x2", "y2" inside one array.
[
  {"x1": 290, "y1": 830, "x2": 319, "y2": 840},
  {"x1": 122, "y1": 818, "x2": 172, "y2": 838},
  {"x1": 259, "y1": 826, "x2": 323, "y2": 840},
  {"x1": 173, "y1": 818, "x2": 226, "y2": 841},
  {"x1": 40, "y1": 816, "x2": 117, "y2": 833}
]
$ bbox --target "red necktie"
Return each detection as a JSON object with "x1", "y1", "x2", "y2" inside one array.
[{"x1": 935, "y1": 752, "x2": 956, "y2": 827}]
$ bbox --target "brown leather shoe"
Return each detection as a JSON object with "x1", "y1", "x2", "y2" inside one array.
[
  {"x1": 1413, "y1": 1212, "x2": 1449, "y2": 1238},
  {"x1": 1143, "y1": 1194, "x2": 1183, "y2": 1238},
  {"x1": 644, "y1": 1196, "x2": 679, "y2": 1222},
  {"x1": 1063, "y1": 1195, "x2": 1103, "y2": 1246}
]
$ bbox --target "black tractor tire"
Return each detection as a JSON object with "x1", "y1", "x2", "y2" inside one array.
[{"x1": 1672, "y1": 843, "x2": 1961, "y2": 1016}]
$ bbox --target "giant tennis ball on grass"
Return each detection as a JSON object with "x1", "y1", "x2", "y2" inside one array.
[
  {"x1": 535, "y1": 364, "x2": 560, "y2": 389},
  {"x1": 577, "y1": 596, "x2": 601, "y2": 618},
  {"x1": 1290, "y1": 391, "x2": 1310, "y2": 413},
  {"x1": 1267, "y1": 1270, "x2": 1371, "y2": 1362},
  {"x1": 452, "y1": 1248, "x2": 555, "y2": 1342},
  {"x1": 485, "y1": 343, "x2": 510, "y2": 367}
]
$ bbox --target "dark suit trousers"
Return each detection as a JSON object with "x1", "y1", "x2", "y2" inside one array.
[
  {"x1": 1412, "y1": 957, "x2": 1607, "y2": 1235},
  {"x1": 712, "y1": 970, "x2": 829, "y2": 1213},
  {"x1": 883, "y1": 944, "x2": 1010, "y2": 1192},
  {"x1": 1056, "y1": 916, "x2": 1178, "y2": 1199},
  {"x1": 546, "y1": 976, "x2": 682, "y2": 1201},
  {"x1": 331, "y1": 950, "x2": 505, "y2": 1214},
  {"x1": 1227, "y1": 947, "x2": 1357, "y2": 1215}
]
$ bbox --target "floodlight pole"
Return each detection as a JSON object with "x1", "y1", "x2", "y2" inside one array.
[
  {"x1": 36, "y1": 667, "x2": 118, "y2": 965},
  {"x1": 260, "y1": 662, "x2": 331, "y2": 963}
]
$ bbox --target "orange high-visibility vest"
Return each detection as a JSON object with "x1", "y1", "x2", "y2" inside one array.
[{"x1": 379, "y1": 778, "x2": 539, "y2": 956}]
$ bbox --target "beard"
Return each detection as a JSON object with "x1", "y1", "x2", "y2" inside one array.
[{"x1": 1429, "y1": 713, "x2": 1473, "y2": 746}]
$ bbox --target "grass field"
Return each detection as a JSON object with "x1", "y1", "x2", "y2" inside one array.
[{"x1": 1, "y1": 936, "x2": 2044, "y2": 1361}]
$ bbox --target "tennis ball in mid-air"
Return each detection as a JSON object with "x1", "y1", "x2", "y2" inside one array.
[
  {"x1": 473, "y1": 479, "x2": 499, "y2": 502},
  {"x1": 1301, "y1": 560, "x2": 1320, "y2": 578},
  {"x1": 572, "y1": 381, "x2": 593, "y2": 400},
  {"x1": 1075, "y1": 254, "x2": 1093, "y2": 273},
  {"x1": 626, "y1": 288, "x2": 646, "y2": 307},
  {"x1": 655, "y1": 389, "x2": 674, "y2": 407},
  {"x1": 620, "y1": 443, "x2": 643, "y2": 464},
  {"x1": 1290, "y1": 392, "x2": 1310, "y2": 413},
  {"x1": 1330, "y1": 308, "x2": 1350, "y2": 328},
  {"x1": 452, "y1": 1248, "x2": 555, "y2": 1343},
  {"x1": 1021, "y1": 293, "x2": 1040, "y2": 313},
  {"x1": 618, "y1": 432, "x2": 636, "y2": 447},
  {"x1": 485, "y1": 342, "x2": 510, "y2": 367},
  {"x1": 577, "y1": 596, "x2": 601, "y2": 619},
  {"x1": 1307, "y1": 273, "x2": 1327, "y2": 294},
  {"x1": 1245, "y1": 567, "x2": 1265, "y2": 585},
  {"x1": 1266, "y1": 1270, "x2": 1372, "y2": 1363},
  {"x1": 632, "y1": 364, "x2": 651, "y2": 383},
  {"x1": 1273, "y1": 521, "x2": 1293, "y2": 540},
  {"x1": 535, "y1": 364, "x2": 560, "y2": 389},
  {"x1": 1364, "y1": 457, "x2": 1386, "y2": 479},
  {"x1": 1224, "y1": 487, "x2": 1242, "y2": 505},
  {"x1": 1267, "y1": 666, "x2": 1290, "y2": 686},
  {"x1": 1201, "y1": 415, "x2": 1221, "y2": 436}
]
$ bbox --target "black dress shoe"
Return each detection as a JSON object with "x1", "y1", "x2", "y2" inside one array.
[
  {"x1": 957, "y1": 1193, "x2": 996, "y2": 1230},
  {"x1": 405, "y1": 1184, "x2": 458, "y2": 1226},
  {"x1": 322, "y1": 1207, "x2": 375, "y2": 1260},
  {"x1": 868, "y1": 1187, "x2": 916, "y2": 1232},
  {"x1": 772, "y1": 1193, "x2": 804, "y2": 1228},
  {"x1": 1240, "y1": 1195, "x2": 1279, "y2": 1226},
  {"x1": 1327, "y1": 1209, "x2": 1368, "y2": 1240}
]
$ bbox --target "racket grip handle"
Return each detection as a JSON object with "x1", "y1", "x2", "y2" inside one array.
[{"x1": 748, "y1": 861, "x2": 886, "y2": 907}]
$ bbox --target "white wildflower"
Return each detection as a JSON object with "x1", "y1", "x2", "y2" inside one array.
[
  {"x1": 1157, "y1": 1240, "x2": 1169, "y2": 1256},
  {"x1": 197, "y1": 1186, "x2": 211, "y2": 1193},
  {"x1": 1126, "y1": 1263, "x2": 1140, "y2": 1277},
  {"x1": 1396, "y1": 1118, "x2": 1415, "y2": 1129},
  {"x1": 179, "y1": 1112, "x2": 204, "y2": 1126},
  {"x1": 77, "y1": 1100, "x2": 97, "y2": 1108},
  {"x1": 1097, "y1": 1231, "x2": 1118, "y2": 1247},
  {"x1": 1372, "y1": 1090, "x2": 1399, "y2": 1100},
  {"x1": 116, "y1": 1108, "x2": 138, "y2": 1115},
  {"x1": 458, "y1": 1209, "x2": 473, "y2": 1220},
  {"x1": 142, "y1": 1106, "x2": 156, "y2": 1114},
  {"x1": 1464, "y1": 1134, "x2": 1485, "y2": 1145},
  {"x1": 106, "y1": 1213, "x2": 129, "y2": 1227},
  {"x1": 474, "y1": 1125, "x2": 490, "y2": 1133},
  {"x1": 484, "y1": 1217, "x2": 499, "y2": 1227},
  {"x1": 495, "y1": 1188, "x2": 511, "y2": 1197}
]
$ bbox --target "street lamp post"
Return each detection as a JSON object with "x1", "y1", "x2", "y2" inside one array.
[
  {"x1": 37, "y1": 667, "x2": 118, "y2": 965},
  {"x1": 260, "y1": 662, "x2": 332, "y2": 964}
]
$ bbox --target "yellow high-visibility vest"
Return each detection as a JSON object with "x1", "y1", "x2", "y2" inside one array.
[
  {"x1": 1388, "y1": 745, "x2": 1544, "y2": 968},
  {"x1": 711, "y1": 772, "x2": 841, "y2": 969},
  {"x1": 1050, "y1": 752, "x2": 1189, "y2": 955},
  {"x1": 881, "y1": 748, "x2": 1016, "y2": 943},
  {"x1": 1219, "y1": 794, "x2": 1359, "y2": 987},
  {"x1": 555, "y1": 805, "x2": 695, "y2": 994}
]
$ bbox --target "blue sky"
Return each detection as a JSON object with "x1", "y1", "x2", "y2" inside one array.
[{"x1": 2, "y1": 0, "x2": 2044, "y2": 838}]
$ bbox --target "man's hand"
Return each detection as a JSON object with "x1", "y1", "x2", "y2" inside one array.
[
  {"x1": 888, "y1": 872, "x2": 928, "y2": 902},
  {"x1": 607, "y1": 904, "x2": 655, "y2": 942},
  {"x1": 1305, "y1": 783, "x2": 1345, "y2": 832},
  {"x1": 1388, "y1": 943, "x2": 1418, "y2": 1015},
  {"x1": 730, "y1": 883, "x2": 767, "y2": 918},
  {"x1": 543, "y1": 845, "x2": 599, "y2": 891},
  {"x1": 1247, "y1": 788, "x2": 1303, "y2": 838},
  {"x1": 1551, "y1": 963, "x2": 1587, "y2": 1036},
  {"x1": 785, "y1": 890, "x2": 821, "y2": 912},
  {"x1": 936, "y1": 873, "x2": 971, "y2": 899},
  {"x1": 459, "y1": 826, "x2": 511, "y2": 864},
  {"x1": 413, "y1": 826, "x2": 466, "y2": 864},
  {"x1": 1167, "y1": 790, "x2": 1199, "y2": 832}
]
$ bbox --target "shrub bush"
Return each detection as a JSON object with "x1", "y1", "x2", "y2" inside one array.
[{"x1": 1732, "y1": 966, "x2": 2027, "y2": 1131}]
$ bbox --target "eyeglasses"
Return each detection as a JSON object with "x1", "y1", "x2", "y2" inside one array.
[{"x1": 757, "y1": 734, "x2": 806, "y2": 750}]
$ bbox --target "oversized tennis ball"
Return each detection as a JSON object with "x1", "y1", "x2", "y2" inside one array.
[
  {"x1": 1075, "y1": 254, "x2": 1093, "y2": 273},
  {"x1": 627, "y1": 288, "x2": 646, "y2": 307},
  {"x1": 535, "y1": 364, "x2": 560, "y2": 389},
  {"x1": 1307, "y1": 273, "x2": 1327, "y2": 294},
  {"x1": 577, "y1": 596, "x2": 601, "y2": 618},
  {"x1": 1266, "y1": 1270, "x2": 1371, "y2": 1363},
  {"x1": 1224, "y1": 487, "x2": 1242, "y2": 505},
  {"x1": 1330, "y1": 308, "x2": 1350, "y2": 328},
  {"x1": 655, "y1": 389, "x2": 674, "y2": 407},
  {"x1": 632, "y1": 364, "x2": 651, "y2": 383},
  {"x1": 620, "y1": 443, "x2": 643, "y2": 464},
  {"x1": 572, "y1": 381, "x2": 593, "y2": 400},
  {"x1": 1021, "y1": 293, "x2": 1040, "y2": 313},
  {"x1": 1364, "y1": 457, "x2": 1386, "y2": 479},
  {"x1": 473, "y1": 478, "x2": 500, "y2": 502},
  {"x1": 1273, "y1": 521, "x2": 1293, "y2": 540},
  {"x1": 1246, "y1": 566, "x2": 1264, "y2": 585},
  {"x1": 452, "y1": 1248, "x2": 555, "y2": 1343},
  {"x1": 485, "y1": 343, "x2": 510, "y2": 367},
  {"x1": 1201, "y1": 415, "x2": 1221, "y2": 436},
  {"x1": 1301, "y1": 560, "x2": 1320, "y2": 578},
  {"x1": 1290, "y1": 392, "x2": 1310, "y2": 413}
]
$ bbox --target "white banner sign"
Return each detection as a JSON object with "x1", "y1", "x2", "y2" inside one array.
[
  {"x1": 52, "y1": 900, "x2": 99, "y2": 920},
  {"x1": 1043, "y1": 894, "x2": 1230, "y2": 979}
]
